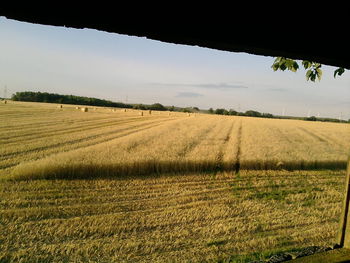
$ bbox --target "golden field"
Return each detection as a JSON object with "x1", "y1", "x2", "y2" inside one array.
[{"x1": 1, "y1": 101, "x2": 350, "y2": 262}]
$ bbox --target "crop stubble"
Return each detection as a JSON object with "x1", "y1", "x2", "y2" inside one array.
[{"x1": 1, "y1": 101, "x2": 350, "y2": 262}]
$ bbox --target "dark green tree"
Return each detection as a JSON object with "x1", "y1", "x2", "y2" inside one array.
[
  {"x1": 245, "y1": 110, "x2": 262, "y2": 117},
  {"x1": 214, "y1": 108, "x2": 230, "y2": 115},
  {"x1": 228, "y1": 109, "x2": 238, "y2": 115},
  {"x1": 149, "y1": 103, "x2": 166, "y2": 111}
]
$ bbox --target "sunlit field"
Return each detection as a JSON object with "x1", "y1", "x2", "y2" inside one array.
[{"x1": 1, "y1": 101, "x2": 350, "y2": 262}]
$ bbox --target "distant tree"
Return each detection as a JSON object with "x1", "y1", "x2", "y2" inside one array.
[
  {"x1": 182, "y1": 108, "x2": 192, "y2": 113},
  {"x1": 305, "y1": 116, "x2": 317, "y2": 121},
  {"x1": 214, "y1": 108, "x2": 226, "y2": 115},
  {"x1": 208, "y1": 108, "x2": 214, "y2": 114},
  {"x1": 228, "y1": 109, "x2": 238, "y2": 116},
  {"x1": 148, "y1": 103, "x2": 167, "y2": 111},
  {"x1": 133, "y1": 104, "x2": 146, "y2": 110},
  {"x1": 262, "y1": 113, "x2": 274, "y2": 118},
  {"x1": 192, "y1": 107, "x2": 200, "y2": 111},
  {"x1": 245, "y1": 110, "x2": 262, "y2": 117}
]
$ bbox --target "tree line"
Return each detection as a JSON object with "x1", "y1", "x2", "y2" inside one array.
[
  {"x1": 208, "y1": 107, "x2": 349, "y2": 123},
  {"x1": 12, "y1": 91, "x2": 133, "y2": 109},
  {"x1": 208, "y1": 108, "x2": 274, "y2": 118},
  {"x1": 11, "y1": 91, "x2": 189, "y2": 112},
  {"x1": 11, "y1": 91, "x2": 349, "y2": 123}
]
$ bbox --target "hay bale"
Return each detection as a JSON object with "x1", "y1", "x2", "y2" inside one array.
[
  {"x1": 3, "y1": 100, "x2": 7, "y2": 104},
  {"x1": 122, "y1": 109, "x2": 127, "y2": 112},
  {"x1": 276, "y1": 161, "x2": 284, "y2": 169},
  {"x1": 187, "y1": 113, "x2": 191, "y2": 117},
  {"x1": 75, "y1": 107, "x2": 80, "y2": 110},
  {"x1": 139, "y1": 112, "x2": 144, "y2": 116},
  {"x1": 58, "y1": 105, "x2": 62, "y2": 108},
  {"x1": 148, "y1": 110, "x2": 152, "y2": 115},
  {"x1": 81, "y1": 107, "x2": 88, "y2": 112}
]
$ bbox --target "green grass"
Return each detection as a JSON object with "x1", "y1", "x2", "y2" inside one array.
[{"x1": 250, "y1": 189, "x2": 308, "y2": 201}]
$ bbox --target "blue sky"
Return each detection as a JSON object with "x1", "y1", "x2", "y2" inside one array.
[{"x1": 0, "y1": 17, "x2": 349, "y2": 119}]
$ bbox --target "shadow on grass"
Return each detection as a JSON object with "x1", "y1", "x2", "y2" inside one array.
[{"x1": 11, "y1": 159, "x2": 347, "y2": 180}]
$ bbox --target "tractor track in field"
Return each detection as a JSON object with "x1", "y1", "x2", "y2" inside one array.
[
  {"x1": 177, "y1": 123, "x2": 218, "y2": 158},
  {"x1": 215, "y1": 120, "x2": 235, "y2": 171},
  {"x1": 235, "y1": 121, "x2": 242, "y2": 173},
  {"x1": 297, "y1": 127, "x2": 329, "y2": 143},
  {"x1": 297, "y1": 127, "x2": 344, "y2": 148}
]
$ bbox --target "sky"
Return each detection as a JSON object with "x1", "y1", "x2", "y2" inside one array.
[{"x1": 0, "y1": 17, "x2": 349, "y2": 119}]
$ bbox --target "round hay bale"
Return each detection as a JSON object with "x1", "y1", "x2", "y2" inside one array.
[
  {"x1": 139, "y1": 112, "x2": 144, "y2": 116},
  {"x1": 3, "y1": 100, "x2": 7, "y2": 104},
  {"x1": 58, "y1": 105, "x2": 62, "y2": 108},
  {"x1": 81, "y1": 107, "x2": 88, "y2": 112},
  {"x1": 148, "y1": 110, "x2": 152, "y2": 114},
  {"x1": 75, "y1": 107, "x2": 80, "y2": 110}
]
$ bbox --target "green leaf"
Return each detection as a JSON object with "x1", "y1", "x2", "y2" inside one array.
[
  {"x1": 302, "y1": 60, "x2": 312, "y2": 69},
  {"x1": 306, "y1": 69, "x2": 318, "y2": 82},
  {"x1": 334, "y1": 67, "x2": 345, "y2": 78},
  {"x1": 291, "y1": 61, "x2": 299, "y2": 72},
  {"x1": 274, "y1": 57, "x2": 282, "y2": 63},
  {"x1": 306, "y1": 69, "x2": 313, "y2": 81},
  {"x1": 285, "y1": 59, "x2": 296, "y2": 72},
  {"x1": 271, "y1": 63, "x2": 280, "y2": 71},
  {"x1": 316, "y1": 68, "x2": 322, "y2": 81},
  {"x1": 280, "y1": 63, "x2": 287, "y2": 71},
  {"x1": 314, "y1": 63, "x2": 322, "y2": 69}
]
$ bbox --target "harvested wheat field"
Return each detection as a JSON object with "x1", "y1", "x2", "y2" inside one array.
[{"x1": 1, "y1": 101, "x2": 350, "y2": 262}]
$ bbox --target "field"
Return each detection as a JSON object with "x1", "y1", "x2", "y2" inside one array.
[{"x1": 1, "y1": 101, "x2": 350, "y2": 262}]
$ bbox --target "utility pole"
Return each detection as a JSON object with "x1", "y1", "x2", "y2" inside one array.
[{"x1": 3, "y1": 85, "x2": 7, "y2": 99}]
